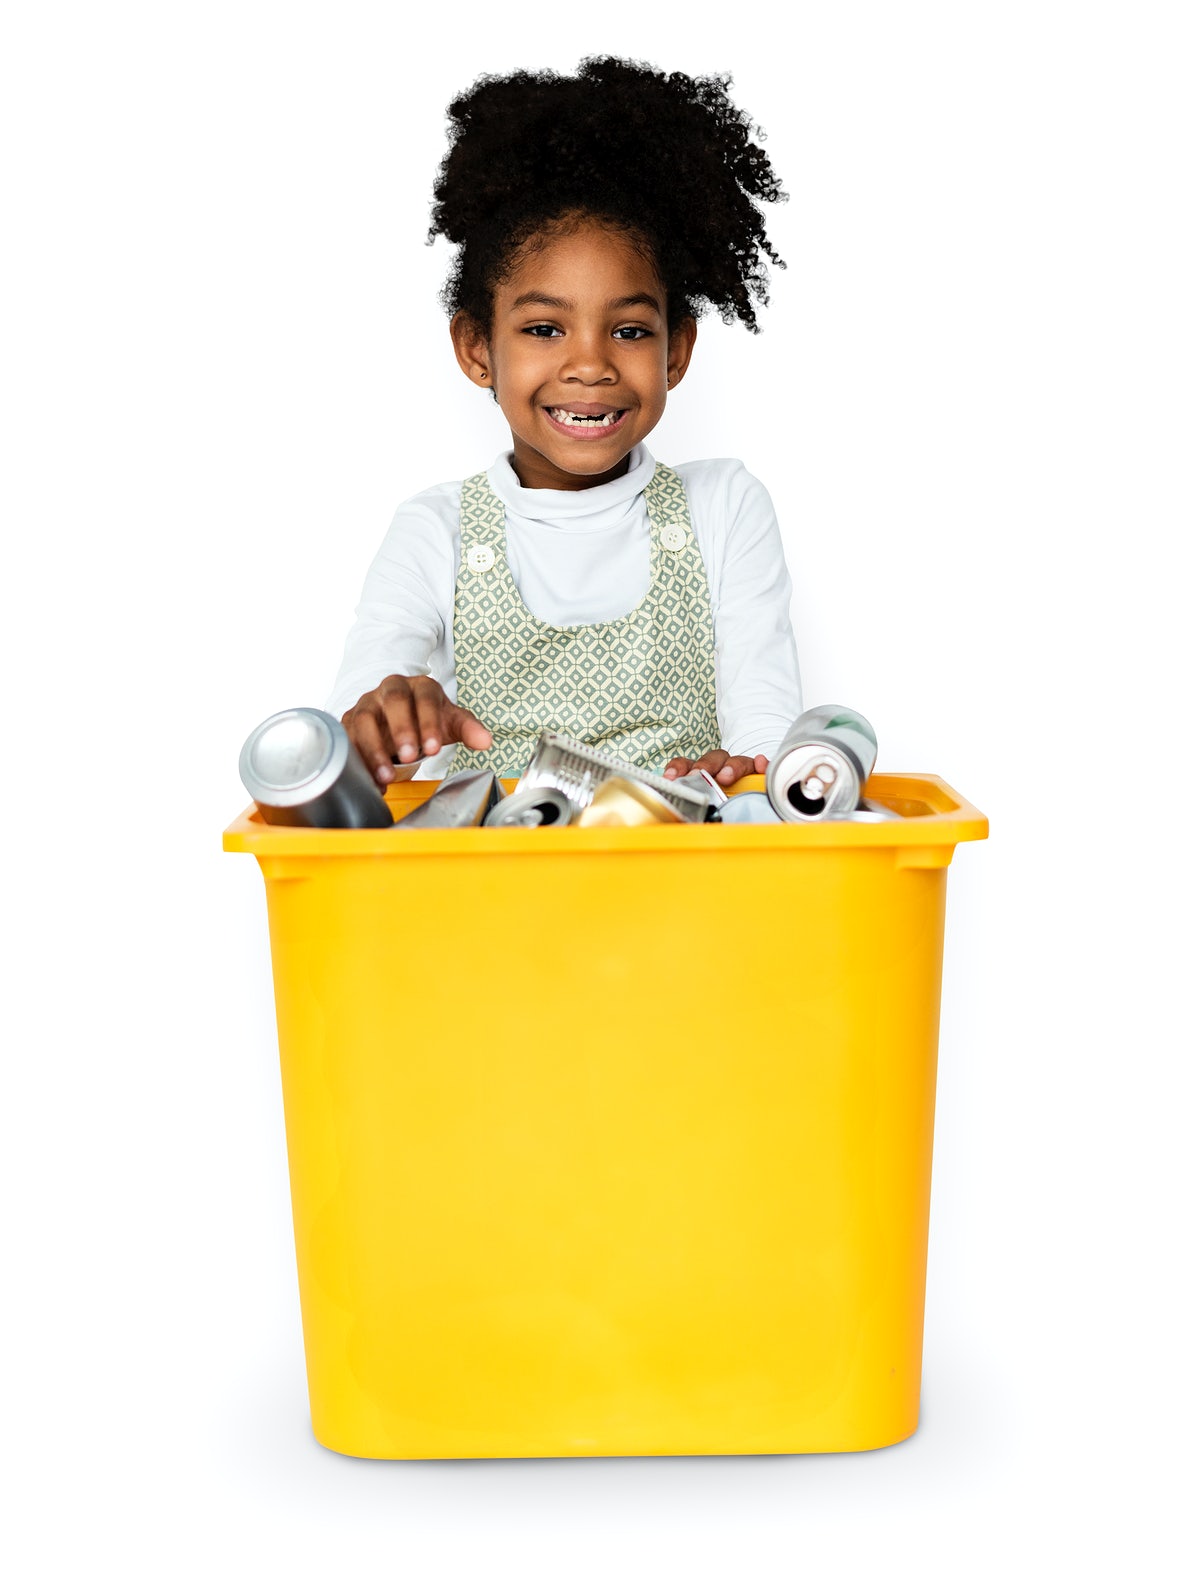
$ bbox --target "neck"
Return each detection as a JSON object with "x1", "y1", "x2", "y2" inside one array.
[{"x1": 509, "y1": 442, "x2": 633, "y2": 491}]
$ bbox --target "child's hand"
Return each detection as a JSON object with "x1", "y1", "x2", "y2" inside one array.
[
  {"x1": 343, "y1": 675, "x2": 494, "y2": 784},
  {"x1": 662, "y1": 750, "x2": 768, "y2": 786}
]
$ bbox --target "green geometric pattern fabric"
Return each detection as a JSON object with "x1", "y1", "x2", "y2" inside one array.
[{"x1": 449, "y1": 463, "x2": 720, "y2": 778}]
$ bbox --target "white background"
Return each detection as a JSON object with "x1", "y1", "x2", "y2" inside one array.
[{"x1": 3, "y1": 2, "x2": 1197, "y2": 1575}]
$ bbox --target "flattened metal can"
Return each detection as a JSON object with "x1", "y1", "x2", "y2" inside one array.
[
  {"x1": 515, "y1": 732, "x2": 711, "y2": 823},
  {"x1": 391, "y1": 770, "x2": 497, "y2": 829},
  {"x1": 239, "y1": 707, "x2": 394, "y2": 829},
  {"x1": 765, "y1": 705, "x2": 879, "y2": 823}
]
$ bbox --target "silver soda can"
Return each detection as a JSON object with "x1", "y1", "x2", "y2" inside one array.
[
  {"x1": 765, "y1": 705, "x2": 879, "y2": 823},
  {"x1": 484, "y1": 786, "x2": 575, "y2": 828},
  {"x1": 239, "y1": 707, "x2": 394, "y2": 829}
]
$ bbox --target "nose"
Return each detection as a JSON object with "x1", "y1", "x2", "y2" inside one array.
[{"x1": 559, "y1": 329, "x2": 618, "y2": 384}]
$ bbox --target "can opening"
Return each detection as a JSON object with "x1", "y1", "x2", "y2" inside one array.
[
  {"x1": 786, "y1": 783, "x2": 826, "y2": 816},
  {"x1": 504, "y1": 796, "x2": 572, "y2": 828},
  {"x1": 528, "y1": 798, "x2": 566, "y2": 826}
]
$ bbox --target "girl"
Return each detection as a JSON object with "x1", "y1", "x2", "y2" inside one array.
[{"x1": 328, "y1": 57, "x2": 802, "y2": 789}]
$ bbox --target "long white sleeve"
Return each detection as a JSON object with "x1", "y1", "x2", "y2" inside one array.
[
  {"x1": 677, "y1": 458, "x2": 803, "y2": 758},
  {"x1": 325, "y1": 481, "x2": 460, "y2": 719},
  {"x1": 326, "y1": 448, "x2": 802, "y2": 772}
]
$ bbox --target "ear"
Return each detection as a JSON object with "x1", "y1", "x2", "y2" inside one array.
[
  {"x1": 665, "y1": 316, "x2": 698, "y2": 391},
  {"x1": 451, "y1": 311, "x2": 493, "y2": 388}
]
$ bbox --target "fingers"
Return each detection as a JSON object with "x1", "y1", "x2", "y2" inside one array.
[
  {"x1": 694, "y1": 750, "x2": 738, "y2": 785},
  {"x1": 664, "y1": 750, "x2": 767, "y2": 784},
  {"x1": 715, "y1": 755, "x2": 761, "y2": 785},
  {"x1": 379, "y1": 676, "x2": 427, "y2": 768},
  {"x1": 344, "y1": 676, "x2": 494, "y2": 785},
  {"x1": 402, "y1": 680, "x2": 493, "y2": 755},
  {"x1": 662, "y1": 756, "x2": 695, "y2": 780},
  {"x1": 342, "y1": 677, "x2": 423, "y2": 776},
  {"x1": 684, "y1": 750, "x2": 761, "y2": 786},
  {"x1": 687, "y1": 750, "x2": 737, "y2": 784},
  {"x1": 344, "y1": 704, "x2": 397, "y2": 785},
  {"x1": 413, "y1": 684, "x2": 447, "y2": 760},
  {"x1": 448, "y1": 705, "x2": 494, "y2": 751}
]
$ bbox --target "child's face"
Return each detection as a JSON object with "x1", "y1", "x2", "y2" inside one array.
[{"x1": 452, "y1": 220, "x2": 695, "y2": 490}]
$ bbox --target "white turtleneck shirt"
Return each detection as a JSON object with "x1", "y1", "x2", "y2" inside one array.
[{"x1": 326, "y1": 445, "x2": 803, "y2": 778}]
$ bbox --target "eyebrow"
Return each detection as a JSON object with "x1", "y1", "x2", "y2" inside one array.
[{"x1": 508, "y1": 292, "x2": 664, "y2": 314}]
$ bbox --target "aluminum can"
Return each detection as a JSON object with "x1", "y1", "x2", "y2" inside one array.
[
  {"x1": 484, "y1": 786, "x2": 575, "y2": 829},
  {"x1": 391, "y1": 770, "x2": 497, "y2": 829},
  {"x1": 765, "y1": 705, "x2": 879, "y2": 823},
  {"x1": 716, "y1": 790, "x2": 782, "y2": 825},
  {"x1": 573, "y1": 777, "x2": 684, "y2": 828},
  {"x1": 514, "y1": 731, "x2": 712, "y2": 823},
  {"x1": 239, "y1": 707, "x2": 393, "y2": 829}
]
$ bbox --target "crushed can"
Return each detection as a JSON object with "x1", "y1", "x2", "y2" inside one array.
[
  {"x1": 514, "y1": 732, "x2": 712, "y2": 823},
  {"x1": 391, "y1": 770, "x2": 498, "y2": 829}
]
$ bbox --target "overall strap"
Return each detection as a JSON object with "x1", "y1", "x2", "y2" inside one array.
[{"x1": 448, "y1": 465, "x2": 720, "y2": 778}]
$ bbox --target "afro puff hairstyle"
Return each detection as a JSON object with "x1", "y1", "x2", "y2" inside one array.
[{"x1": 429, "y1": 56, "x2": 786, "y2": 335}]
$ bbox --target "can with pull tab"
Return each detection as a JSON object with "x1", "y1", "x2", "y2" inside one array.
[
  {"x1": 484, "y1": 785, "x2": 575, "y2": 828},
  {"x1": 765, "y1": 705, "x2": 879, "y2": 823}
]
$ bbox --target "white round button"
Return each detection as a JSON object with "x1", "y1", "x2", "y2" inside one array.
[
  {"x1": 465, "y1": 544, "x2": 496, "y2": 573},
  {"x1": 660, "y1": 524, "x2": 687, "y2": 552}
]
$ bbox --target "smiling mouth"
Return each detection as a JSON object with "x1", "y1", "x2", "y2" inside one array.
[{"x1": 544, "y1": 406, "x2": 628, "y2": 432}]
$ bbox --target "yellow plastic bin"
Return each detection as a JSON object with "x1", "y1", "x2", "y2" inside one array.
[{"x1": 224, "y1": 772, "x2": 986, "y2": 1459}]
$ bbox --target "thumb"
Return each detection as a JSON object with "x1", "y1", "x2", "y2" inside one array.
[{"x1": 446, "y1": 703, "x2": 494, "y2": 750}]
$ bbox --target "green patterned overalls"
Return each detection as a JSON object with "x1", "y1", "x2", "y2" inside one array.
[{"x1": 448, "y1": 463, "x2": 721, "y2": 778}]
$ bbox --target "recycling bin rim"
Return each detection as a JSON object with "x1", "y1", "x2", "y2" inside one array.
[{"x1": 223, "y1": 771, "x2": 988, "y2": 860}]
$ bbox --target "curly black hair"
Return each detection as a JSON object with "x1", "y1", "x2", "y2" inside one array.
[{"x1": 429, "y1": 56, "x2": 786, "y2": 334}]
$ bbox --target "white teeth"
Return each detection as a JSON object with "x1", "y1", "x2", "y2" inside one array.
[{"x1": 549, "y1": 408, "x2": 621, "y2": 427}]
